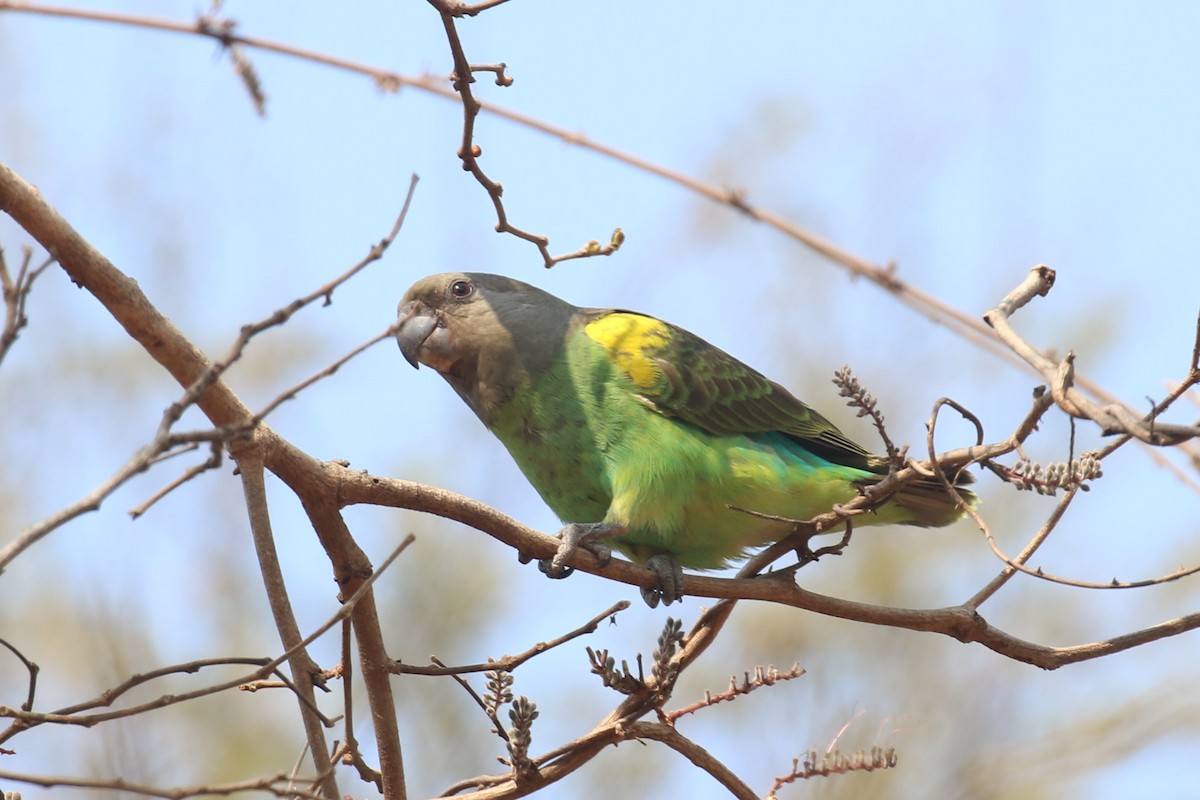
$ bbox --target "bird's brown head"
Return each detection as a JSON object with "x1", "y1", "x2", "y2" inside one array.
[{"x1": 396, "y1": 272, "x2": 580, "y2": 418}]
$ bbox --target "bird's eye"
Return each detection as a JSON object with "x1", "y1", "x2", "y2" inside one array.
[{"x1": 449, "y1": 279, "x2": 474, "y2": 299}]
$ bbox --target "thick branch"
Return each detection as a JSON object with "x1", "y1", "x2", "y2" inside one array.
[
  {"x1": 0, "y1": 159, "x2": 409, "y2": 799},
  {"x1": 343, "y1": 471, "x2": 1199, "y2": 670}
]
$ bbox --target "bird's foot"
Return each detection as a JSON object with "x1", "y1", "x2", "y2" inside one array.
[
  {"x1": 640, "y1": 554, "x2": 685, "y2": 608},
  {"x1": 537, "y1": 522, "x2": 619, "y2": 579}
]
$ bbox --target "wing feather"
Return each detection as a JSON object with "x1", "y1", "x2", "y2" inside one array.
[{"x1": 585, "y1": 310, "x2": 881, "y2": 473}]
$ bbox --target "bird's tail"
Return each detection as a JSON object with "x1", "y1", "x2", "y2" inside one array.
[{"x1": 877, "y1": 469, "x2": 977, "y2": 529}]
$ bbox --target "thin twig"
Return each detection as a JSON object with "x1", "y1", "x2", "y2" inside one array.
[
  {"x1": 5, "y1": 1, "x2": 1194, "y2": 478},
  {"x1": 433, "y1": 656, "x2": 512, "y2": 750},
  {"x1": 0, "y1": 245, "x2": 53, "y2": 367},
  {"x1": 437, "y1": 597, "x2": 743, "y2": 798},
  {"x1": 963, "y1": 487, "x2": 1076, "y2": 609},
  {"x1": 984, "y1": 266, "x2": 1200, "y2": 446},
  {"x1": 0, "y1": 537, "x2": 414, "y2": 746},
  {"x1": 0, "y1": 639, "x2": 38, "y2": 714},
  {"x1": 622, "y1": 721, "x2": 757, "y2": 800},
  {"x1": 767, "y1": 746, "x2": 897, "y2": 796},
  {"x1": 0, "y1": 436, "x2": 171, "y2": 573},
  {"x1": 1, "y1": 657, "x2": 275, "y2": 742},
  {"x1": 667, "y1": 663, "x2": 805, "y2": 722},
  {"x1": 128, "y1": 440, "x2": 223, "y2": 519},
  {"x1": 238, "y1": 178, "x2": 417, "y2": 425},
  {"x1": 253, "y1": 325, "x2": 400, "y2": 422},
  {"x1": 0, "y1": 768, "x2": 329, "y2": 800},
  {"x1": 177, "y1": 173, "x2": 420, "y2": 427},
  {"x1": 391, "y1": 600, "x2": 630, "y2": 675},
  {"x1": 237, "y1": 453, "x2": 339, "y2": 798},
  {"x1": 424, "y1": 0, "x2": 623, "y2": 266},
  {"x1": 833, "y1": 365, "x2": 899, "y2": 460},
  {"x1": 339, "y1": 617, "x2": 383, "y2": 791},
  {"x1": 971, "y1": 484, "x2": 1200, "y2": 591}
]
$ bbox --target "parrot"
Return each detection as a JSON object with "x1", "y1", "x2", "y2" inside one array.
[{"x1": 396, "y1": 272, "x2": 974, "y2": 606}]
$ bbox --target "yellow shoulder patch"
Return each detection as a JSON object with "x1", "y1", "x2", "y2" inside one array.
[{"x1": 584, "y1": 312, "x2": 671, "y2": 389}]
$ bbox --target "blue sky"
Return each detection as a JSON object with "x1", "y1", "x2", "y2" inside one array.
[{"x1": 2, "y1": 2, "x2": 1199, "y2": 798}]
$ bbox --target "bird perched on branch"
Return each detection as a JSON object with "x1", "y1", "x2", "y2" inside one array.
[{"x1": 396, "y1": 272, "x2": 974, "y2": 606}]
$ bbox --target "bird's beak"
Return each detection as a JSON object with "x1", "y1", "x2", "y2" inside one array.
[{"x1": 395, "y1": 299, "x2": 438, "y2": 369}]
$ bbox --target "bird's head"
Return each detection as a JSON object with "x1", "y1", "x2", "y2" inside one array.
[
  {"x1": 396, "y1": 273, "x2": 476, "y2": 373},
  {"x1": 396, "y1": 271, "x2": 578, "y2": 380}
]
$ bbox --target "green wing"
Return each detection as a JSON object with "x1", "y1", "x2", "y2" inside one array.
[{"x1": 584, "y1": 310, "x2": 882, "y2": 473}]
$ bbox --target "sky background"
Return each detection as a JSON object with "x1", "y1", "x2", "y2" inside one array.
[{"x1": 2, "y1": 2, "x2": 1199, "y2": 798}]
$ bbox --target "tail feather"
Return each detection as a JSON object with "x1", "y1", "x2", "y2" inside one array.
[{"x1": 876, "y1": 469, "x2": 976, "y2": 529}]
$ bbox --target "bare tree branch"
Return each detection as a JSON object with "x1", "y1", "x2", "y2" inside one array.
[
  {"x1": 0, "y1": 433, "x2": 196, "y2": 573},
  {"x1": 342, "y1": 470, "x2": 1200, "y2": 670},
  {"x1": 391, "y1": 600, "x2": 630, "y2": 676},
  {"x1": 0, "y1": 768, "x2": 329, "y2": 799},
  {"x1": 984, "y1": 265, "x2": 1200, "y2": 446},
  {"x1": 424, "y1": 0, "x2": 623, "y2": 266},
  {"x1": 4, "y1": 2, "x2": 1193, "y2": 484},
  {"x1": 964, "y1": 487, "x2": 1077, "y2": 608},
  {"x1": 667, "y1": 663, "x2": 806, "y2": 723},
  {"x1": 1, "y1": 657, "x2": 279, "y2": 742},
  {"x1": 767, "y1": 745, "x2": 898, "y2": 796},
  {"x1": 0, "y1": 638, "x2": 38, "y2": 717},
  {"x1": 0, "y1": 244, "x2": 53, "y2": 367},
  {"x1": 0, "y1": 157, "x2": 410, "y2": 799},
  {"x1": 622, "y1": 721, "x2": 757, "y2": 800},
  {"x1": 238, "y1": 453, "x2": 339, "y2": 799},
  {"x1": 3, "y1": 9, "x2": 1200, "y2": 796},
  {"x1": 0, "y1": 535, "x2": 411, "y2": 752},
  {"x1": 437, "y1": 601, "x2": 742, "y2": 798}
]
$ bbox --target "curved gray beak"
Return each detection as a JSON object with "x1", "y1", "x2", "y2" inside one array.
[{"x1": 395, "y1": 299, "x2": 438, "y2": 369}]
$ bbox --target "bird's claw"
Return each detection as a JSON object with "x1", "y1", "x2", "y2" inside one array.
[
  {"x1": 537, "y1": 558, "x2": 574, "y2": 579},
  {"x1": 587, "y1": 540, "x2": 613, "y2": 568},
  {"x1": 536, "y1": 526, "x2": 684, "y2": 607},
  {"x1": 537, "y1": 522, "x2": 615, "y2": 579},
  {"x1": 640, "y1": 554, "x2": 685, "y2": 608}
]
